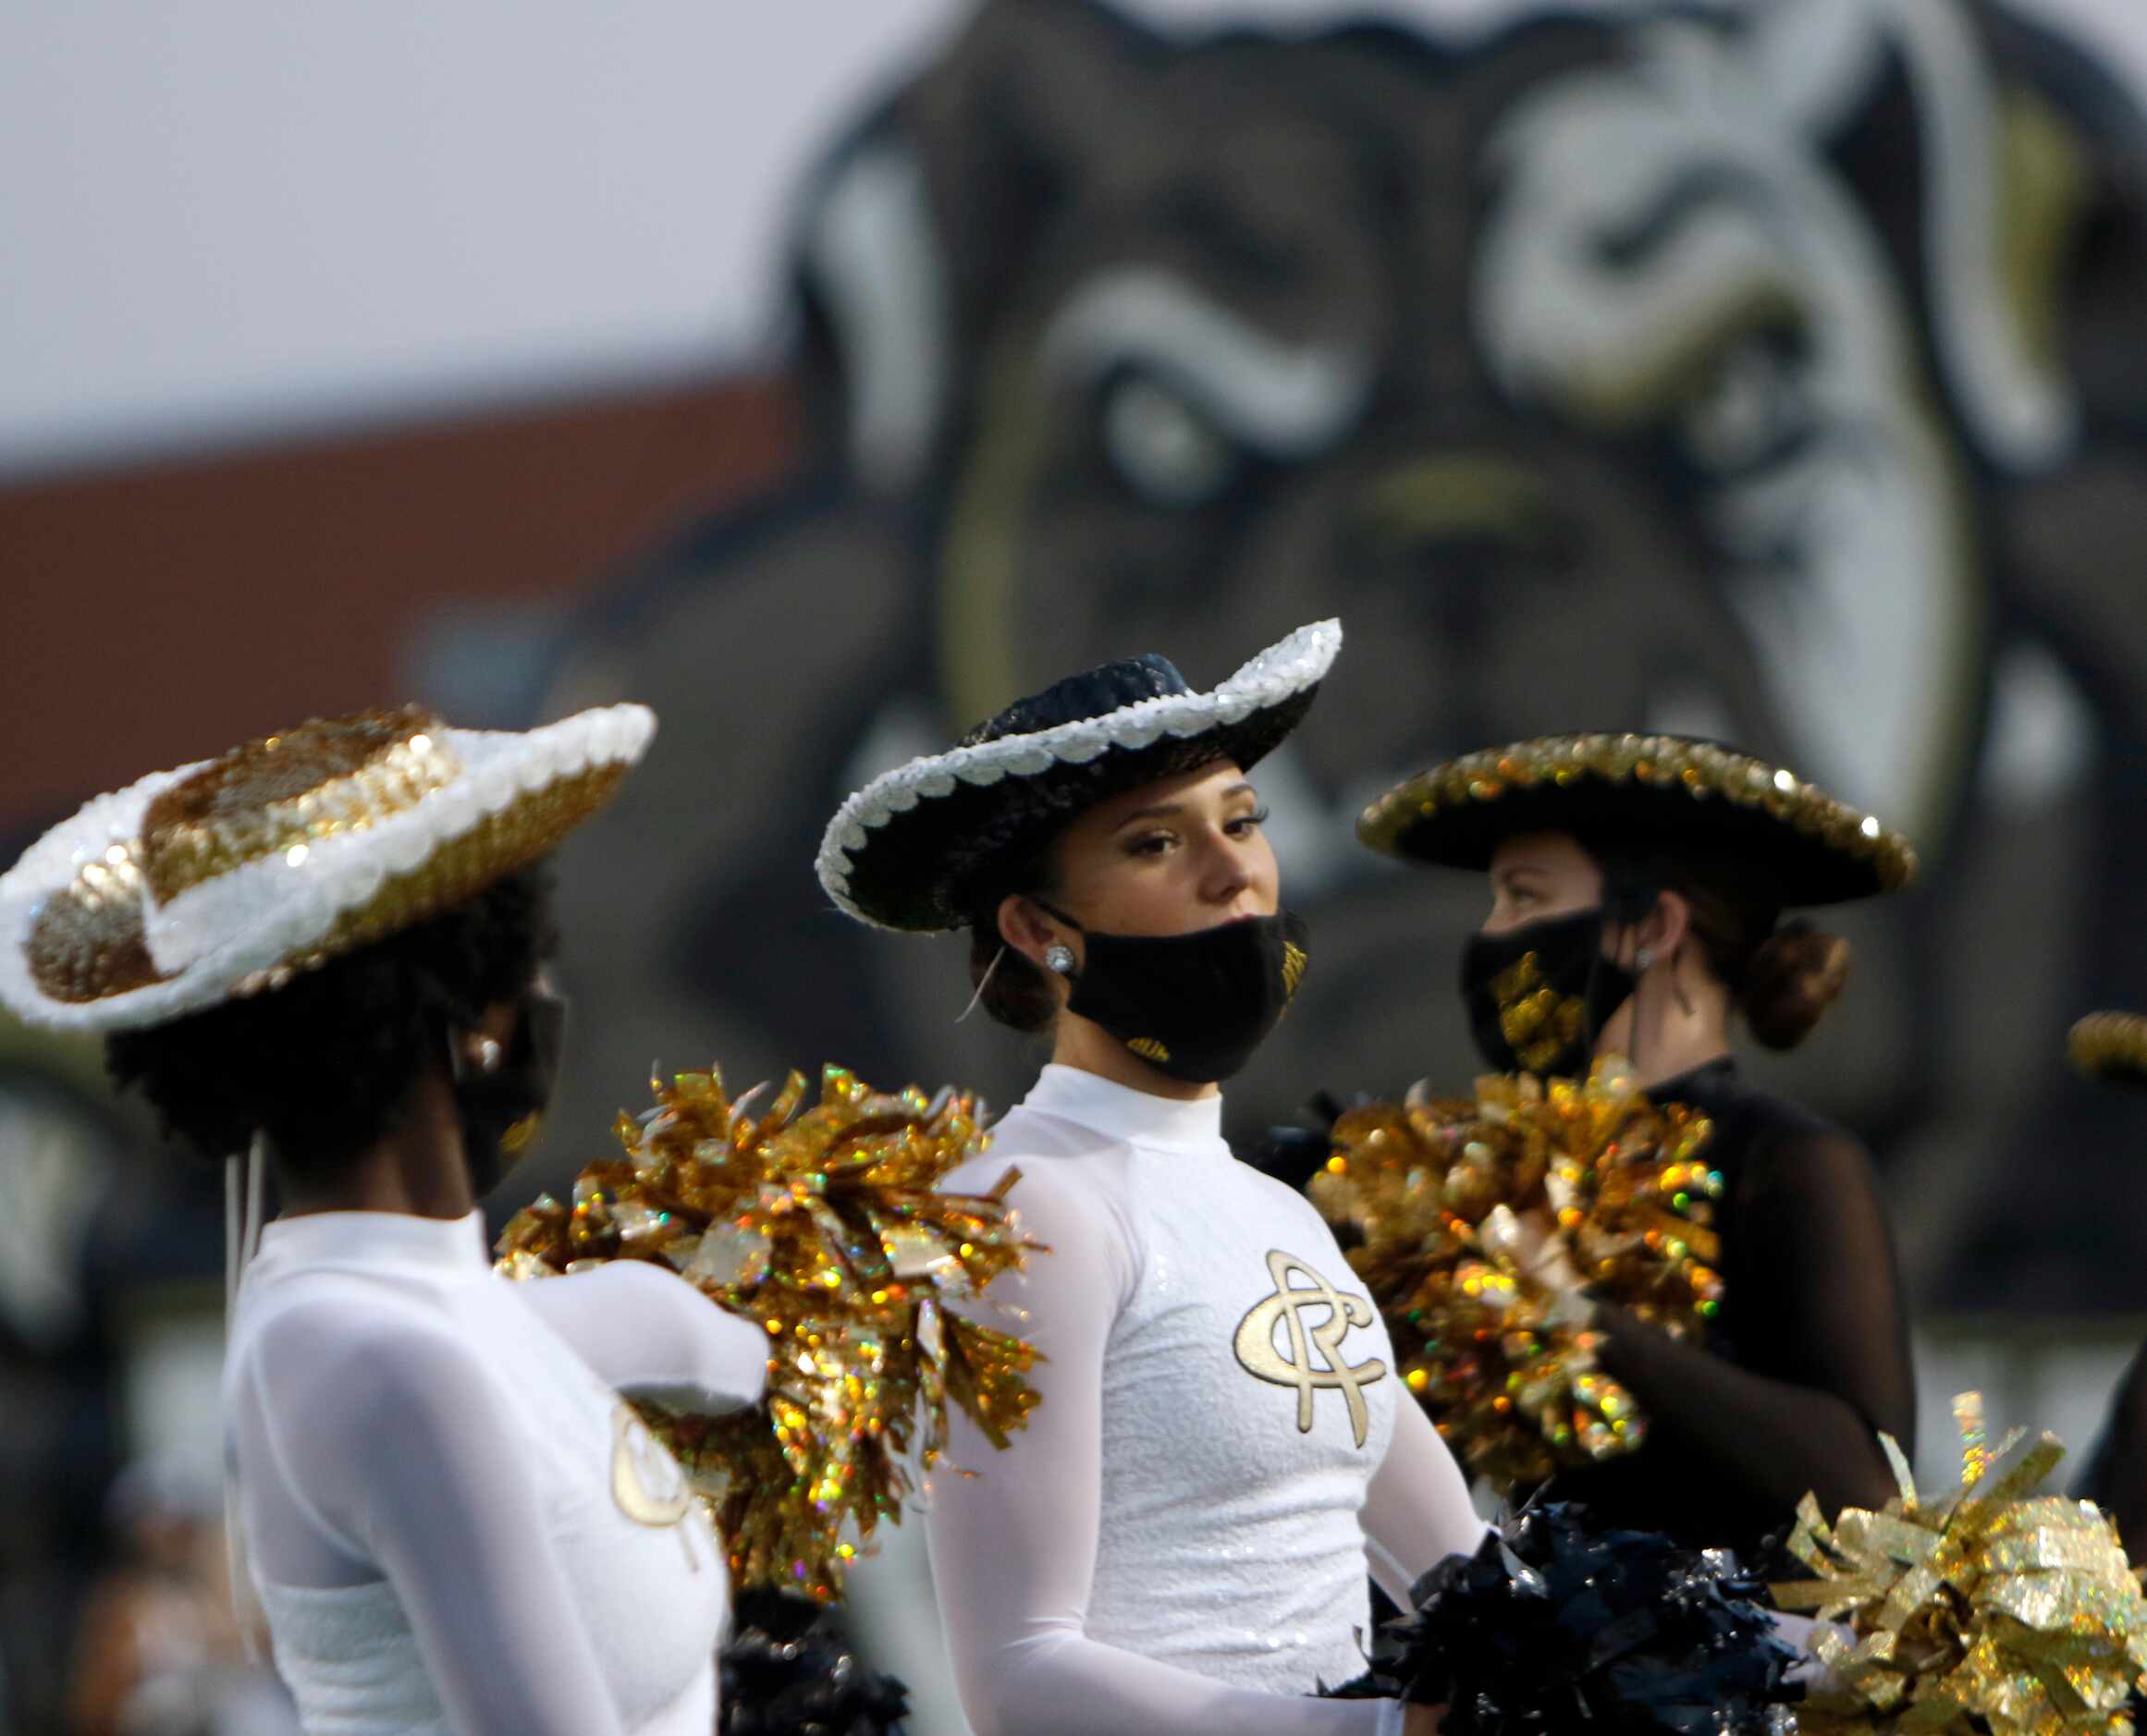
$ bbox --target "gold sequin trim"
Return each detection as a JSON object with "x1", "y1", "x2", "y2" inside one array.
[
  {"x1": 2068, "y1": 1011, "x2": 2147, "y2": 1085},
  {"x1": 227, "y1": 760, "x2": 630, "y2": 998},
  {"x1": 1127, "y1": 1036, "x2": 1171, "y2": 1063},
  {"x1": 22, "y1": 750, "x2": 628, "y2": 1009},
  {"x1": 140, "y1": 706, "x2": 458, "y2": 904},
  {"x1": 1356, "y1": 733, "x2": 1917, "y2": 891},
  {"x1": 25, "y1": 842, "x2": 167, "y2": 1003}
]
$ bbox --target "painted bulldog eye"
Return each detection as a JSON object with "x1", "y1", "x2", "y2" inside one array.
[
  {"x1": 1102, "y1": 373, "x2": 1238, "y2": 507},
  {"x1": 1676, "y1": 328, "x2": 1814, "y2": 476}
]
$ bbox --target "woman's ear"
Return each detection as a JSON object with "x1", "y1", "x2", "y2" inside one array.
[
  {"x1": 1648, "y1": 890, "x2": 1693, "y2": 961},
  {"x1": 450, "y1": 998, "x2": 520, "y2": 1078},
  {"x1": 997, "y1": 893, "x2": 1061, "y2": 970}
]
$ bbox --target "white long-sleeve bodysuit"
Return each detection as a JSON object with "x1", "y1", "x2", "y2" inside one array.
[
  {"x1": 927, "y1": 1066, "x2": 1488, "y2": 1736},
  {"x1": 222, "y1": 1209, "x2": 770, "y2": 1735}
]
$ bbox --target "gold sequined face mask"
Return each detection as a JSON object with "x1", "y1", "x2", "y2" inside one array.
[{"x1": 1460, "y1": 908, "x2": 1638, "y2": 1078}]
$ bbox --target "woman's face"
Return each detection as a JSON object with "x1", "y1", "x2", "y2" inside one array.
[
  {"x1": 1048, "y1": 759, "x2": 1278, "y2": 937},
  {"x1": 1482, "y1": 831, "x2": 1603, "y2": 934}
]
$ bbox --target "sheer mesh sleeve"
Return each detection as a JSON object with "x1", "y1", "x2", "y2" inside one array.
[
  {"x1": 921, "y1": 1157, "x2": 1405, "y2": 1736},
  {"x1": 236, "y1": 1298, "x2": 629, "y2": 1735},
  {"x1": 514, "y1": 1260, "x2": 770, "y2": 1413},
  {"x1": 1361, "y1": 1395, "x2": 1491, "y2": 1607},
  {"x1": 1579, "y1": 1120, "x2": 1915, "y2": 1547}
]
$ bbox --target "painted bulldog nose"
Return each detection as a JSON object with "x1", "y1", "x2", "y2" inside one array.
[
  {"x1": 1352, "y1": 451, "x2": 1576, "y2": 625},
  {"x1": 1356, "y1": 452, "x2": 1561, "y2": 553}
]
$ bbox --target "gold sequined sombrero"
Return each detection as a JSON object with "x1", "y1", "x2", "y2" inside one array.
[
  {"x1": 2070, "y1": 1012, "x2": 2147, "y2": 1089},
  {"x1": 1358, "y1": 733, "x2": 1917, "y2": 906},
  {"x1": 0, "y1": 703, "x2": 653, "y2": 1032}
]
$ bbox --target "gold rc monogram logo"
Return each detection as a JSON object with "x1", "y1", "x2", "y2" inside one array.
[
  {"x1": 609, "y1": 1403, "x2": 708, "y2": 1572},
  {"x1": 611, "y1": 1406, "x2": 692, "y2": 1521},
  {"x1": 1232, "y1": 1249, "x2": 1387, "y2": 1449}
]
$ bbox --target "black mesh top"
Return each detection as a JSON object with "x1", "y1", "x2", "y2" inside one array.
[
  {"x1": 2077, "y1": 1344, "x2": 2147, "y2": 1559},
  {"x1": 1548, "y1": 1058, "x2": 1918, "y2": 1564}
]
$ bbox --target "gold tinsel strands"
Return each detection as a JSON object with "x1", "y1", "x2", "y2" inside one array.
[
  {"x1": 1308, "y1": 1057, "x2": 1721, "y2": 1490},
  {"x1": 1774, "y1": 1392, "x2": 2147, "y2": 1733},
  {"x1": 495, "y1": 1063, "x2": 1043, "y2": 1601}
]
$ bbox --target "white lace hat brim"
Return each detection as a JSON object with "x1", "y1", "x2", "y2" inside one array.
[
  {"x1": 816, "y1": 619, "x2": 1341, "y2": 932},
  {"x1": 0, "y1": 703, "x2": 654, "y2": 1033}
]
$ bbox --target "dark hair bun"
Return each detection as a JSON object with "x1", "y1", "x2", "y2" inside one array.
[
  {"x1": 1738, "y1": 919, "x2": 1851, "y2": 1050},
  {"x1": 968, "y1": 922, "x2": 1060, "y2": 1033}
]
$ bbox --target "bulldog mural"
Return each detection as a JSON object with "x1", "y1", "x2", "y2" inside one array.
[{"x1": 537, "y1": 0, "x2": 2147, "y2": 1309}]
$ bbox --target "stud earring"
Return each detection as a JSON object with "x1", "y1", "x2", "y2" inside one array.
[
  {"x1": 1635, "y1": 947, "x2": 1656, "y2": 972},
  {"x1": 472, "y1": 1036, "x2": 504, "y2": 1074},
  {"x1": 1044, "y1": 944, "x2": 1076, "y2": 976}
]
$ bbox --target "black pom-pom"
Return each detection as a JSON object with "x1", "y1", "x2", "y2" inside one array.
[
  {"x1": 1253, "y1": 1090, "x2": 1356, "y2": 1193},
  {"x1": 719, "y1": 1591, "x2": 911, "y2": 1736},
  {"x1": 1323, "y1": 1504, "x2": 1798, "y2": 1733}
]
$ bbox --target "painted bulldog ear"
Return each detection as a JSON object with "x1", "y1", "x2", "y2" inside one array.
[
  {"x1": 1744, "y1": 0, "x2": 2081, "y2": 473},
  {"x1": 796, "y1": 135, "x2": 951, "y2": 497},
  {"x1": 789, "y1": 0, "x2": 1170, "y2": 497},
  {"x1": 1956, "y1": 5, "x2": 2147, "y2": 453}
]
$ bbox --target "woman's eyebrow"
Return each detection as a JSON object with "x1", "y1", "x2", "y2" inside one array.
[
  {"x1": 1112, "y1": 801, "x2": 1184, "y2": 832},
  {"x1": 1113, "y1": 784, "x2": 1256, "y2": 833}
]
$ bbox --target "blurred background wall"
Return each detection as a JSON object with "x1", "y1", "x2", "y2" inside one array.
[{"x1": 6, "y1": 2, "x2": 2147, "y2": 1730}]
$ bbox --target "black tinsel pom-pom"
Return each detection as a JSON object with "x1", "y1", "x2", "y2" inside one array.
[
  {"x1": 1321, "y1": 1503, "x2": 1798, "y2": 1733},
  {"x1": 1254, "y1": 1090, "x2": 1356, "y2": 1193},
  {"x1": 719, "y1": 1590, "x2": 911, "y2": 1736}
]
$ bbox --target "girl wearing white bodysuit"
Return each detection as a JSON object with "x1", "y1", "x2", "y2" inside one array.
[
  {"x1": 0, "y1": 703, "x2": 769, "y2": 1735},
  {"x1": 818, "y1": 622, "x2": 1485, "y2": 1736}
]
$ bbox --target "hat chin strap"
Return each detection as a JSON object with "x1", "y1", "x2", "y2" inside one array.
[
  {"x1": 224, "y1": 1134, "x2": 269, "y2": 1660},
  {"x1": 1589, "y1": 883, "x2": 1655, "y2": 1082},
  {"x1": 955, "y1": 946, "x2": 1007, "y2": 1023}
]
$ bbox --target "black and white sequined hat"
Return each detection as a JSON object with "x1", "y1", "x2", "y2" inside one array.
[{"x1": 816, "y1": 620, "x2": 1340, "y2": 932}]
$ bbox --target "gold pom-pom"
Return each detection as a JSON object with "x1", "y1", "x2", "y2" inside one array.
[
  {"x1": 1307, "y1": 1056, "x2": 1720, "y2": 1490},
  {"x1": 1774, "y1": 1393, "x2": 2147, "y2": 1733},
  {"x1": 496, "y1": 1064, "x2": 1043, "y2": 1601},
  {"x1": 2069, "y1": 1012, "x2": 2147, "y2": 1089}
]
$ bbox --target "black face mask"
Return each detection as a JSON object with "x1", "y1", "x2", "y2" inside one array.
[
  {"x1": 454, "y1": 987, "x2": 568, "y2": 1198},
  {"x1": 1038, "y1": 905, "x2": 1311, "y2": 1084},
  {"x1": 1459, "y1": 908, "x2": 1637, "y2": 1079}
]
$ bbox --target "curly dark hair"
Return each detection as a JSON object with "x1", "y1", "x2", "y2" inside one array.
[{"x1": 105, "y1": 869, "x2": 557, "y2": 1187}]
